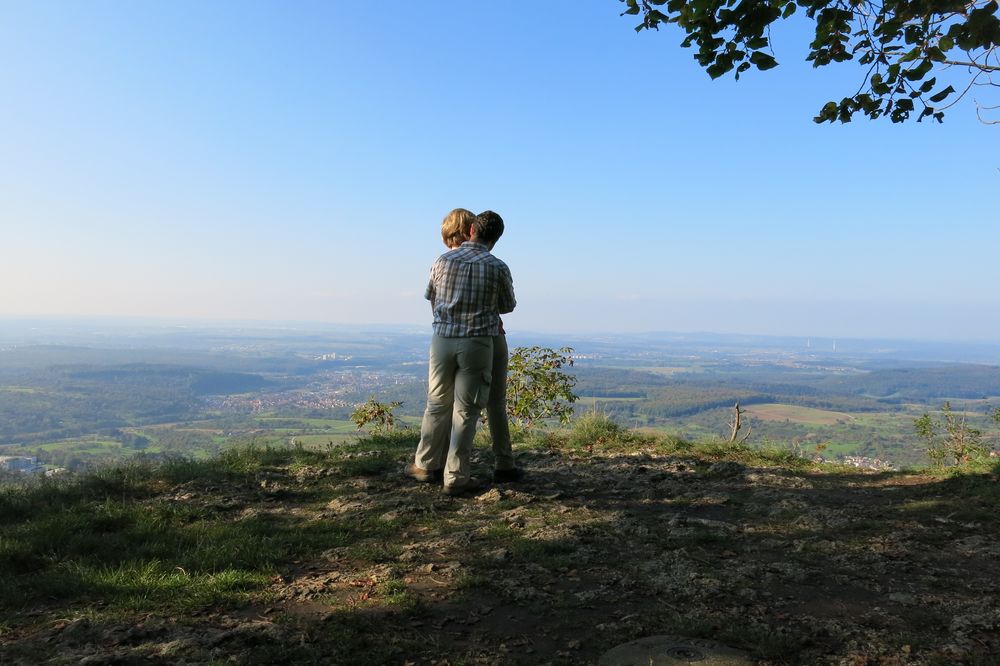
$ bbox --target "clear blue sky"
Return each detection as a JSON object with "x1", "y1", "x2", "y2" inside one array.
[{"x1": 2, "y1": 1, "x2": 998, "y2": 341}]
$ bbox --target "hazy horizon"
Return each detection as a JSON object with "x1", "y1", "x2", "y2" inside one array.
[{"x1": 3, "y1": 314, "x2": 1000, "y2": 349}]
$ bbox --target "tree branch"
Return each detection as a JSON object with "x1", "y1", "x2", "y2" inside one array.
[{"x1": 942, "y1": 60, "x2": 1000, "y2": 71}]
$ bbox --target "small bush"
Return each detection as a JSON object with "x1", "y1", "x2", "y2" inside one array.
[
  {"x1": 915, "y1": 402, "x2": 989, "y2": 467},
  {"x1": 506, "y1": 346, "x2": 578, "y2": 430},
  {"x1": 567, "y1": 411, "x2": 626, "y2": 450},
  {"x1": 351, "y1": 397, "x2": 402, "y2": 435}
]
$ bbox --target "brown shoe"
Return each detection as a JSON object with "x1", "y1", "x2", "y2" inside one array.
[
  {"x1": 442, "y1": 477, "x2": 487, "y2": 497},
  {"x1": 405, "y1": 463, "x2": 444, "y2": 484}
]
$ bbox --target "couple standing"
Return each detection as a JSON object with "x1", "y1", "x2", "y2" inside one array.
[{"x1": 406, "y1": 208, "x2": 523, "y2": 496}]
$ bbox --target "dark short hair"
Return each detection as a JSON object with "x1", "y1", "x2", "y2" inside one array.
[{"x1": 475, "y1": 210, "x2": 504, "y2": 245}]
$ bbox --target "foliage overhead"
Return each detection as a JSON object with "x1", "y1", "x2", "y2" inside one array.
[{"x1": 620, "y1": 0, "x2": 1000, "y2": 122}]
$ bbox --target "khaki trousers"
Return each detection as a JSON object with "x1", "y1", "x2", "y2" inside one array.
[
  {"x1": 414, "y1": 335, "x2": 492, "y2": 486},
  {"x1": 487, "y1": 334, "x2": 514, "y2": 471}
]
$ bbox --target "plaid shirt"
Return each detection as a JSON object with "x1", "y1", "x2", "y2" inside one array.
[{"x1": 425, "y1": 241, "x2": 515, "y2": 337}]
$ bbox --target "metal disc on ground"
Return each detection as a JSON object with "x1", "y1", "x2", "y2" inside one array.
[{"x1": 598, "y1": 635, "x2": 753, "y2": 666}]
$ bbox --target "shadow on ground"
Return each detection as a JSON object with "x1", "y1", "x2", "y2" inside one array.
[{"x1": 2, "y1": 436, "x2": 999, "y2": 664}]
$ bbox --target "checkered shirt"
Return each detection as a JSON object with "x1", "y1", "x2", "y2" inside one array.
[{"x1": 425, "y1": 241, "x2": 515, "y2": 337}]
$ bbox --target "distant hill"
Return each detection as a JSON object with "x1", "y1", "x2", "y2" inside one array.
[{"x1": 0, "y1": 364, "x2": 273, "y2": 444}]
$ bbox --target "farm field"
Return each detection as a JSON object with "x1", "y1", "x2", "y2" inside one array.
[
  {"x1": 643, "y1": 366, "x2": 699, "y2": 376},
  {"x1": 32, "y1": 439, "x2": 126, "y2": 455},
  {"x1": 574, "y1": 396, "x2": 643, "y2": 409},
  {"x1": 744, "y1": 403, "x2": 854, "y2": 425},
  {"x1": 253, "y1": 416, "x2": 359, "y2": 431}
]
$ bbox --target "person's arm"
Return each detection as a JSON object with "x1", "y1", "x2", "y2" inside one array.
[
  {"x1": 425, "y1": 262, "x2": 437, "y2": 308},
  {"x1": 497, "y1": 266, "x2": 516, "y2": 315}
]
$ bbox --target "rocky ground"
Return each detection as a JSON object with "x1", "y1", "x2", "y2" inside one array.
[{"x1": 2, "y1": 434, "x2": 999, "y2": 665}]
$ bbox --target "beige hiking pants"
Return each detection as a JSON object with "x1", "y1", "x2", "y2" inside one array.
[
  {"x1": 414, "y1": 334, "x2": 492, "y2": 486},
  {"x1": 487, "y1": 334, "x2": 514, "y2": 471}
]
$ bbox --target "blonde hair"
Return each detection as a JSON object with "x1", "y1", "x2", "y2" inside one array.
[{"x1": 441, "y1": 208, "x2": 475, "y2": 248}]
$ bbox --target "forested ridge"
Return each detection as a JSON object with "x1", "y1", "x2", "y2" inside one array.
[{"x1": 0, "y1": 364, "x2": 271, "y2": 445}]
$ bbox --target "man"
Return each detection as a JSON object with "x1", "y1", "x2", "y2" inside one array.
[
  {"x1": 433, "y1": 210, "x2": 523, "y2": 483},
  {"x1": 476, "y1": 210, "x2": 522, "y2": 483},
  {"x1": 408, "y1": 208, "x2": 516, "y2": 496}
]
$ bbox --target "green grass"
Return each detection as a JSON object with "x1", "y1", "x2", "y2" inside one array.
[
  {"x1": 536, "y1": 416, "x2": 819, "y2": 468},
  {"x1": 0, "y1": 495, "x2": 355, "y2": 609},
  {"x1": 62, "y1": 561, "x2": 268, "y2": 611},
  {"x1": 544, "y1": 411, "x2": 661, "y2": 453},
  {"x1": 0, "y1": 433, "x2": 423, "y2": 620},
  {"x1": 5, "y1": 424, "x2": 999, "y2": 664},
  {"x1": 348, "y1": 544, "x2": 403, "y2": 565},
  {"x1": 32, "y1": 439, "x2": 123, "y2": 453},
  {"x1": 291, "y1": 433, "x2": 362, "y2": 447},
  {"x1": 481, "y1": 521, "x2": 521, "y2": 543}
]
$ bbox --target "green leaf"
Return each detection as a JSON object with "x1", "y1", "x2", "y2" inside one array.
[
  {"x1": 871, "y1": 72, "x2": 891, "y2": 95},
  {"x1": 898, "y1": 46, "x2": 922, "y2": 63},
  {"x1": 648, "y1": 9, "x2": 669, "y2": 24},
  {"x1": 928, "y1": 85, "x2": 956, "y2": 103},
  {"x1": 782, "y1": 2, "x2": 797, "y2": 19},
  {"x1": 814, "y1": 101, "x2": 838, "y2": 123},
  {"x1": 621, "y1": 0, "x2": 640, "y2": 15},
  {"x1": 903, "y1": 59, "x2": 933, "y2": 81},
  {"x1": 749, "y1": 51, "x2": 779, "y2": 70},
  {"x1": 707, "y1": 53, "x2": 735, "y2": 79},
  {"x1": 925, "y1": 46, "x2": 946, "y2": 61}
]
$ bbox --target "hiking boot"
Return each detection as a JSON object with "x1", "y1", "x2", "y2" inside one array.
[
  {"x1": 493, "y1": 467, "x2": 525, "y2": 483},
  {"x1": 442, "y1": 477, "x2": 487, "y2": 497},
  {"x1": 405, "y1": 463, "x2": 444, "y2": 484}
]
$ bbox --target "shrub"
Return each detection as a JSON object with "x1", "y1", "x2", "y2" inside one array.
[
  {"x1": 567, "y1": 411, "x2": 626, "y2": 450},
  {"x1": 506, "y1": 346, "x2": 578, "y2": 431},
  {"x1": 351, "y1": 397, "x2": 403, "y2": 435},
  {"x1": 915, "y1": 402, "x2": 988, "y2": 466}
]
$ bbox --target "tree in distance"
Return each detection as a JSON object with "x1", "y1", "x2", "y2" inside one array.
[
  {"x1": 914, "y1": 401, "x2": 989, "y2": 466},
  {"x1": 621, "y1": 0, "x2": 1000, "y2": 123}
]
